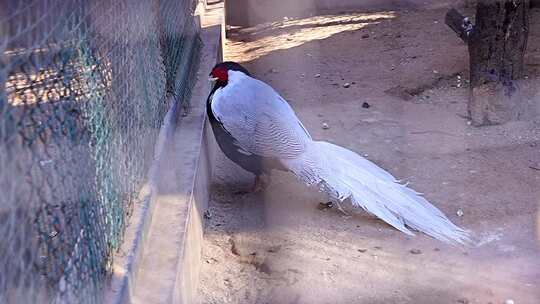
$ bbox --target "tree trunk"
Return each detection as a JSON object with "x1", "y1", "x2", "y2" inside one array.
[
  {"x1": 468, "y1": 0, "x2": 530, "y2": 125},
  {"x1": 446, "y1": 1, "x2": 530, "y2": 126}
]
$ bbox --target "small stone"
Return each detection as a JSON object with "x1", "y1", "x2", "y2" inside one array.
[
  {"x1": 270, "y1": 68, "x2": 278, "y2": 73},
  {"x1": 361, "y1": 33, "x2": 370, "y2": 38},
  {"x1": 59, "y1": 277, "x2": 66, "y2": 292},
  {"x1": 40, "y1": 159, "x2": 53, "y2": 166},
  {"x1": 457, "y1": 298, "x2": 469, "y2": 304},
  {"x1": 321, "y1": 122, "x2": 330, "y2": 129},
  {"x1": 434, "y1": 248, "x2": 440, "y2": 251},
  {"x1": 267, "y1": 245, "x2": 281, "y2": 253},
  {"x1": 362, "y1": 102, "x2": 370, "y2": 109},
  {"x1": 410, "y1": 249, "x2": 422, "y2": 255},
  {"x1": 317, "y1": 202, "x2": 333, "y2": 210},
  {"x1": 456, "y1": 209, "x2": 464, "y2": 217},
  {"x1": 433, "y1": 70, "x2": 439, "y2": 74},
  {"x1": 504, "y1": 300, "x2": 515, "y2": 304},
  {"x1": 357, "y1": 248, "x2": 367, "y2": 253},
  {"x1": 343, "y1": 82, "x2": 351, "y2": 88},
  {"x1": 286, "y1": 37, "x2": 293, "y2": 41},
  {"x1": 314, "y1": 73, "x2": 321, "y2": 78},
  {"x1": 204, "y1": 210, "x2": 212, "y2": 219}
]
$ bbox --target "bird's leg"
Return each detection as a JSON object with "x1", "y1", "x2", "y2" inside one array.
[
  {"x1": 250, "y1": 174, "x2": 264, "y2": 193},
  {"x1": 234, "y1": 175, "x2": 270, "y2": 195},
  {"x1": 251, "y1": 174, "x2": 271, "y2": 193},
  {"x1": 252, "y1": 175, "x2": 263, "y2": 193}
]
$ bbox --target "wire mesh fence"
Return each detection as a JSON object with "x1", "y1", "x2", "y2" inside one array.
[{"x1": 0, "y1": 0, "x2": 202, "y2": 303}]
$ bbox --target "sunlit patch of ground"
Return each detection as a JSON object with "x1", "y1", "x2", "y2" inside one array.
[{"x1": 226, "y1": 12, "x2": 395, "y2": 62}]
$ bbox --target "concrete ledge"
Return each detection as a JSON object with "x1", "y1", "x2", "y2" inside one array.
[{"x1": 105, "y1": 5, "x2": 222, "y2": 304}]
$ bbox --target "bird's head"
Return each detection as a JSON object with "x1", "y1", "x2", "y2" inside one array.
[{"x1": 209, "y1": 61, "x2": 251, "y2": 84}]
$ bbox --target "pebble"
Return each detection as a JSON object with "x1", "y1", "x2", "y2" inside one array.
[
  {"x1": 362, "y1": 102, "x2": 370, "y2": 108},
  {"x1": 456, "y1": 209, "x2": 464, "y2": 217},
  {"x1": 59, "y1": 277, "x2": 66, "y2": 292},
  {"x1": 357, "y1": 248, "x2": 367, "y2": 253},
  {"x1": 409, "y1": 249, "x2": 422, "y2": 255},
  {"x1": 317, "y1": 202, "x2": 333, "y2": 210},
  {"x1": 321, "y1": 122, "x2": 330, "y2": 129},
  {"x1": 314, "y1": 73, "x2": 321, "y2": 78},
  {"x1": 343, "y1": 83, "x2": 351, "y2": 88},
  {"x1": 267, "y1": 245, "x2": 281, "y2": 253},
  {"x1": 504, "y1": 300, "x2": 515, "y2": 304},
  {"x1": 40, "y1": 159, "x2": 53, "y2": 166},
  {"x1": 361, "y1": 33, "x2": 370, "y2": 38},
  {"x1": 457, "y1": 298, "x2": 469, "y2": 304}
]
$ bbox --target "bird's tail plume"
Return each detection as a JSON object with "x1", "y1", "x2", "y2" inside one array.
[{"x1": 286, "y1": 141, "x2": 471, "y2": 245}]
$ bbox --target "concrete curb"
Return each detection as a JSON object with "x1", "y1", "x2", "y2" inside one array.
[{"x1": 106, "y1": 5, "x2": 222, "y2": 303}]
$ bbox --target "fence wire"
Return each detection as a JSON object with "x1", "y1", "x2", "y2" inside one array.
[{"x1": 0, "y1": 0, "x2": 201, "y2": 303}]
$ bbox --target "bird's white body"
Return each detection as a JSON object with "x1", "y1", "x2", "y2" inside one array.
[{"x1": 210, "y1": 70, "x2": 470, "y2": 245}]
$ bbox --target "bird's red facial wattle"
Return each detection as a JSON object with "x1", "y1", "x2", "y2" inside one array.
[{"x1": 210, "y1": 67, "x2": 228, "y2": 82}]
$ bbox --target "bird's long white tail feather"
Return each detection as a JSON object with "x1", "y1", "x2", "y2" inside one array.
[{"x1": 286, "y1": 141, "x2": 471, "y2": 245}]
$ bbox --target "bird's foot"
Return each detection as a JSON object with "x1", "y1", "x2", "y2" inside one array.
[{"x1": 251, "y1": 174, "x2": 270, "y2": 193}]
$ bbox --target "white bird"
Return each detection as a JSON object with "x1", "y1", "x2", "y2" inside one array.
[{"x1": 207, "y1": 61, "x2": 470, "y2": 245}]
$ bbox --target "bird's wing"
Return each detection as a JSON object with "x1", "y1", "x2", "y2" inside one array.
[{"x1": 211, "y1": 71, "x2": 311, "y2": 159}]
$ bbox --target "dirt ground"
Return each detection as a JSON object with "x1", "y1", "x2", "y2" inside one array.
[{"x1": 198, "y1": 2, "x2": 540, "y2": 304}]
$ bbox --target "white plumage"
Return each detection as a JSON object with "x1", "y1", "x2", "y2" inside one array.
[{"x1": 210, "y1": 69, "x2": 471, "y2": 245}]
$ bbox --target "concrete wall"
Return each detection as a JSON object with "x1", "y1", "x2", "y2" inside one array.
[{"x1": 105, "y1": 4, "x2": 223, "y2": 303}]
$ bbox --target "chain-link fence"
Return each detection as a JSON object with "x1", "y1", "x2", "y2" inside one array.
[{"x1": 0, "y1": 0, "x2": 201, "y2": 303}]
